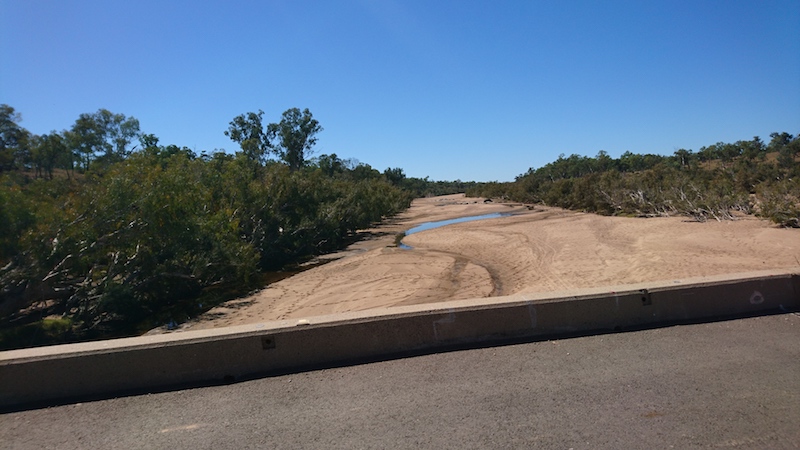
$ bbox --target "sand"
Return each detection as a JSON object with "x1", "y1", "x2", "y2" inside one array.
[{"x1": 180, "y1": 194, "x2": 799, "y2": 331}]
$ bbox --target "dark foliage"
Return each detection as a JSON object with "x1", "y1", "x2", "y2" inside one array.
[{"x1": 0, "y1": 106, "x2": 412, "y2": 348}]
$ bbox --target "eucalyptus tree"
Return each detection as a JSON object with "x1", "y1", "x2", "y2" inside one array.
[
  {"x1": 268, "y1": 108, "x2": 322, "y2": 171},
  {"x1": 226, "y1": 108, "x2": 322, "y2": 171},
  {"x1": 66, "y1": 109, "x2": 141, "y2": 170},
  {"x1": 0, "y1": 104, "x2": 30, "y2": 171},
  {"x1": 31, "y1": 131, "x2": 69, "y2": 179},
  {"x1": 224, "y1": 109, "x2": 272, "y2": 163}
]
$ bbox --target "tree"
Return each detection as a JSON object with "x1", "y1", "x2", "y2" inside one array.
[
  {"x1": 768, "y1": 132, "x2": 793, "y2": 153},
  {"x1": 67, "y1": 113, "x2": 106, "y2": 170},
  {"x1": 673, "y1": 149, "x2": 694, "y2": 169},
  {"x1": 314, "y1": 153, "x2": 348, "y2": 177},
  {"x1": 717, "y1": 142, "x2": 742, "y2": 162},
  {"x1": 268, "y1": 108, "x2": 322, "y2": 171},
  {"x1": 768, "y1": 132, "x2": 798, "y2": 170},
  {"x1": 777, "y1": 135, "x2": 799, "y2": 170},
  {"x1": 350, "y1": 163, "x2": 381, "y2": 181},
  {"x1": 66, "y1": 109, "x2": 141, "y2": 170},
  {"x1": 383, "y1": 167, "x2": 406, "y2": 186},
  {"x1": 31, "y1": 132, "x2": 68, "y2": 179},
  {"x1": 106, "y1": 111, "x2": 141, "y2": 158},
  {"x1": 741, "y1": 137, "x2": 766, "y2": 160},
  {"x1": 595, "y1": 150, "x2": 615, "y2": 172},
  {"x1": 224, "y1": 110, "x2": 272, "y2": 163},
  {"x1": 0, "y1": 104, "x2": 30, "y2": 171},
  {"x1": 697, "y1": 145, "x2": 719, "y2": 162},
  {"x1": 139, "y1": 133, "x2": 160, "y2": 153}
]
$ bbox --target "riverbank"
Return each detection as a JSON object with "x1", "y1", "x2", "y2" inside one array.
[{"x1": 173, "y1": 194, "x2": 799, "y2": 332}]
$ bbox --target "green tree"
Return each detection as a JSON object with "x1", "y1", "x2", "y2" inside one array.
[
  {"x1": 66, "y1": 109, "x2": 141, "y2": 171},
  {"x1": 350, "y1": 163, "x2": 381, "y2": 181},
  {"x1": 31, "y1": 132, "x2": 69, "y2": 179},
  {"x1": 741, "y1": 137, "x2": 766, "y2": 160},
  {"x1": 139, "y1": 133, "x2": 160, "y2": 151},
  {"x1": 768, "y1": 132, "x2": 793, "y2": 153},
  {"x1": 268, "y1": 108, "x2": 322, "y2": 171},
  {"x1": 67, "y1": 114, "x2": 104, "y2": 170},
  {"x1": 595, "y1": 150, "x2": 615, "y2": 172},
  {"x1": 224, "y1": 110, "x2": 272, "y2": 163},
  {"x1": 383, "y1": 167, "x2": 406, "y2": 186},
  {"x1": 673, "y1": 149, "x2": 694, "y2": 169},
  {"x1": 100, "y1": 109, "x2": 141, "y2": 159},
  {"x1": 772, "y1": 132, "x2": 798, "y2": 169},
  {"x1": 313, "y1": 153, "x2": 348, "y2": 177},
  {"x1": 0, "y1": 105, "x2": 31, "y2": 171}
]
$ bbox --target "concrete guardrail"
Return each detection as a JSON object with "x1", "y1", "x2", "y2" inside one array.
[{"x1": 1, "y1": 269, "x2": 798, "y2": 410}]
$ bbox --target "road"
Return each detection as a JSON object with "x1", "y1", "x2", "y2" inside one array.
[{"x1": 3, "y1": 313, "x2": 799, "y2": 449}]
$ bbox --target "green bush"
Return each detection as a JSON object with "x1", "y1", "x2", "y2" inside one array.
[
  {"x1": 467, "y1": 132, "x2": 797, "y2": 224},
  {"x1": 756, "y1": 178, "x2": 800, "y2": 227}
]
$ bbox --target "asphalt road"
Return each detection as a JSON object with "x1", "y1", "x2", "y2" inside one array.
[{"x1": 3, "y1": 313, "x2": 799, "y2": 449}]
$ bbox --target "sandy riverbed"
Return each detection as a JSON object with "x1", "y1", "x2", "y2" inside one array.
[{"x1": 178, "y1": 194, "x2": 799, "y2": 331}]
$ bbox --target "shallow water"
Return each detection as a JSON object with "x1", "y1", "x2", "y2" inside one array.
[{"x1": 399, "y1": 213, "x2": 510, "y2": 249}]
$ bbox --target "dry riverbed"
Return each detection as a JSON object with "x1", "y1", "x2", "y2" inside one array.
[{"x1": 167, "y1": 194, "x2": 799, "y2": 332}]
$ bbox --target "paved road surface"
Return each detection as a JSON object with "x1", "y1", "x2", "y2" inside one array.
[{"x1": 3, "y1": 313, "x2": 799, "y2": 449}]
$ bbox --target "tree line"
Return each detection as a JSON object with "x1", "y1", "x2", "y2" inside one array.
[
  {"x1": 0, "y1": 105, "x2": 420, "y2": 347},
  {"x1": 467, "y1": 133, "x2": 800, "y2": 226}
]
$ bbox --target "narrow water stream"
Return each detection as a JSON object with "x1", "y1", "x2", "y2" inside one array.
[{"x1": 398, "y1": 212, "x2": 511, "y2": 249}]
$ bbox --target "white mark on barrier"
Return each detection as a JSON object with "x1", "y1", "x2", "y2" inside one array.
[
  {"x1": 433, "y1": 309, "x2": 456, "y2": 340},
  {"x1": 750, "y1": 291, "x2": 764, "y2": 305},
  {"x1": 527, "y1": 301, "x2": 538, "y2": 328}
]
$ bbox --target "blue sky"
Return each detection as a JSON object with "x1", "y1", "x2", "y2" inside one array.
[{"x1": 2, "y1": 0, "x2": 799, "y2": 182}]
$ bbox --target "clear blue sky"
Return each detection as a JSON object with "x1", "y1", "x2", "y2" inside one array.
[{"x1": 2, "y1": 0, "x2": 799, "y2": 182}]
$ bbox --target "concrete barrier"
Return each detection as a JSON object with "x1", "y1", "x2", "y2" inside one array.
[{"x1": 1, "y1": 269, "x2": 798, "y2": 410}]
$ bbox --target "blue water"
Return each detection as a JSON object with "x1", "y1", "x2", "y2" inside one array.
[{"x1": 399, "y1": 212, "x2": 510, "y2": 249}]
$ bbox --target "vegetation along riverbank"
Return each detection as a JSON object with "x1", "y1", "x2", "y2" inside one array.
[{"x1": 1, "y1": 103, "x2": 798, "y2": 348}]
